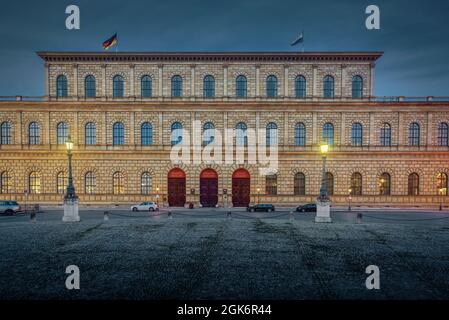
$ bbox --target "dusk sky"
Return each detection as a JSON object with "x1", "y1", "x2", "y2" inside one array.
[{"x1": 0, "y1": 0, "x2": 448, "y2": 97}]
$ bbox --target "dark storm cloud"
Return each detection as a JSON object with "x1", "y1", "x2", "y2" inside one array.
[{"x1": 0, "y1": 0, "x2": 448, "y2": 96}]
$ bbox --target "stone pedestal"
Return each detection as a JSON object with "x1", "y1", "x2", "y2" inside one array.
[
  {"x1": 63, "y1": 197, "x2": 80, "y2": 222},
  {"x1": 315, "y1": 198, "x2": 332, "y2": 223}
]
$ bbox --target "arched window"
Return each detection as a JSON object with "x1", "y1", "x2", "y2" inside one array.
[
  {"x1": 438, "y1": 122, "x2": 449, "y2": 146},
  {"x1": 56, "y1": 75, "x2": 68, "y2": 98},
  {"x1": 380, "y1": 123, "x2": 392, "y2": 146},
  {"x1": 29, "y1": 122, "x2": 40, "y2": 145},
  {"x1": 351, "y1": 172, "x2": 363, "y2": 195},
  {"x1": 323, "y1": 75, "x2": 334, "y2": 98},
  {"x1": 0, "y1": 121, "x2": 12, "y2": 145},
  {"x1": 29, "y1": 172, "x2": 41, "y2": 194},
  {"x1": 57, "y1": 122, "x2": 69, "y2": 145},
  {"x1": 0, "y1": 171, "x2": 11, "y2": 194},
  {"x1": 437, "y1": 172, "x2": 448, "y2": 196},
  {"x1": 408, "y1": 173, "x2": 419, "y2": 196},
  {"x1": 84, "y1": 75, "x2": 96, "y2": 98},
  {"x1": 295, "y1": 75, "x2": 306, "y2": 98},
  {"x1": 171, "y1": 75, "x2": 182, "y2": 97},
  {"x1": 351, "y1": 123, "x2": 363, "y2": 146},
  {"x1": 85, "y1": 172, "x2": 96, "y2": 194},
  {"x1": 113, "y1": 172, "x2": 125, "y2": 194},
  {"x1": 85, "y1": 122, "x2": 96, "y2": 145},
  {"x1": 57, "y1": 171, "x2": 67, "y2": 194},
  {"x1": 266, "y1": 174, "x2": 277, "y2": 195},
  {"x1": 141, "y1": 172, "x2": 152, "y2": 195},
  {"x1": 294, "y1": 172, "x2": 306, "y2": 195},
  {"x1": 113, "y1": 75, "x2": 124, "y2": 98},
  {"x1": 113, "y1": 122, "x2": 124, "y2": 146},
  {"x1": 141, "y1": 75, "x2": 152, "y2": 98},
  {"x1": 203, "y1": 122, "x2": 215, "y2": 146},
  {"x1": 203, "y1": 75, "x2": 215, "y2": 98},
  {"x1": 409, "y1": 122, "x2": 420, "y2": 146},
  {"x1": 323, "y1": 123, "x2": 334, "y2": 146},
  {"x1": 266, "y1": 75, "x2": 278, "y2": 97},
  {"x1": 236, "y1": 75, "x2": 247, "y2": 98},
  {"x1": 325, "y1": 172, "x2": 334, "y2": 195},
  {"x1": 141, "y1": 122, "x2": 153, "y2": 146},
  {"x1": 294, "y1": 122, "x2": 306, "y2": 146},
  {"x1": 379, "y1": 173, "x2": 391, "y2": 195},
  {"x1": 171, "y1": 122, "x2": 183, "y2": 146},
  {"x1": 235, "y1": 122, "x2": 247, "y2": 146},
  {"x1": 266, "y1": 122, "x2": 278, "y2": 146},
  {"x1": 352, "y1": 75, "x2": 363, "y2": 99}
]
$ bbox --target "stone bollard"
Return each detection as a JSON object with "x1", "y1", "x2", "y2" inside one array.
[
  {"x1": 356, "y1": 212, "x2": 363, "y2": 224},
  {"x1": 289, "y1": 211, "x2": 294, "y2": 221},
  {"x1": 227, "y1": 211, "x2": 232, "y2": 220},
  {"x1": 168, "y1": 211, "x2": 173, "y2": 219},
  {"x1": 104, "y1": 211, "x2": 109, "y2": 221}
]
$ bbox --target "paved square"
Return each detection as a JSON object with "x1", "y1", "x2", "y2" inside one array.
[{"x1": 0, "y1": 208, "x2": 448, "y2": 299}]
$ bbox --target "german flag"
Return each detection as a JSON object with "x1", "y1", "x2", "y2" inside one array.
[{"x1": 102, "y1": 34, "x2": 118, "y2": 50}]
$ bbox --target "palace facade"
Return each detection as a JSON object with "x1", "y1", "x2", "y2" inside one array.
[{"x1": 0, "y1": 51, "x2": 448, "y2": 207}]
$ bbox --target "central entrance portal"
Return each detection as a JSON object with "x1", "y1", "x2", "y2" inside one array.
[
  {"x1": 200, "y1": 169, "x2": 218, "y2": 207},
  {"x1": 232, "y1": 169, "x2": 250, "y2": 207},
  {"x1": 168, "y1": 168, "x2": 186, "y2": 207}
]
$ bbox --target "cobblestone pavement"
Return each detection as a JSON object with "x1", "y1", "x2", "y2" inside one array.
[{"x1": 0, "y1": 208, "x2": 448, "y2": 300}]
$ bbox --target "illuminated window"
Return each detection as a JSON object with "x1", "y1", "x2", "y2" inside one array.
[
  {"x1": 352, "y1": 75, "x2": 363, "y2": 98},
  {"x1": 29, "y1": 172, "x2": 41, "y2": 194},
  {"x1": 0, "y1": 121, "x2": 12, "y2": 145},
  {"x1": 351, "y1": 172, "x2": 362, "y2": 195},
  {"x1": 85, "y1": 172, "x2": 96, "y2": 194},
  {"x1": 85, "y1": 75, "x2": 96, "y2": 98},
  {"x1": 57, "y1": 171, "x2": 67, "y2": 194},
  {"x1": 295, "y1": 75, "x2": 306, "y2": 98},
  {"x1": 266, "y1": 75, "x2": 278, "y2": 97},
  {"x1": 57, "y1": 122, "x2": 69, "y2": 145},
  {"x1": 141, "y1": 75, "x2": 152, "y2": 98},
  {"x1": 113, "y1": 172, "x2": 125, "y2": 194},
  {"x1": 171, "y1": 122, "x2": 183, "y2": 146},
  {"x1": 323, "y1": 75, "x2": 334, "y2": 98},
  {"x1": 203, "y1": 75, "x2": 215, "y2": 98},
  {"x1": 408, "y1": 173, "x2": 419, "y2": 196},
  {"x1": 0, "y1": 171, "x2": 11, "y2": 194},
  {"x1": 141, "y1": 172, "x2": 152, "y2": 195},
  {"x1": 113, "y1": 75, "x2": 124, "y2": 98},
  {"x1": 236, "y1": 75, "x2": 247, "y2": 98},
  {"x1": 113, "y1": 122, "x2": 124, "y2": 146},
  {"x1": 29, "y1": 122, "x2": 40, "y2": 145},
  {"x1": 85, "y1": 122, "x2": 96, "y2": 145},
  {"x1": 56, "y1": 75, "x2": 68, "y2": 98},
  {"x1": 141, "y1": 122, "x2": 153, "y2": 146},
  {"x1": 235, "y1": 122, "x2": 247, "y2": 147},
  {"x1": 437, "y1": 173, "x2": 448, "y2": 195},
  {"x1": 294, "y1": 172, "x2": 306, "y2": 195},
  {"x1": 379, "y1": 173, "x2": 391, "y2": 195},
  {"x1": 266, "y1": 174, "x2": 277, "y2": 195}
]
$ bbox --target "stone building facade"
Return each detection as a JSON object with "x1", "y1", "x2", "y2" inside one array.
[{"x1": 0, "y1": 52, "x2": 448, "y2": 207}]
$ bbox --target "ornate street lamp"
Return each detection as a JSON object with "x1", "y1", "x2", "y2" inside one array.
[
  {"x1": 348, "y1": 188, "x2": 352, "y2": 211},
  {"x1": 439, "y1": 187, "x2": 444, "y2": 211},
  {"x1": 62, "y1": 135, "x2": 80, "y2": 222},
  {"x1": 318, "y1": 144, "x2": 329, "y2": 201},
  {"x1": 257, "y1": 187, "x2": 260, "y2": 204},
  {"x1": 315, "y1": 144, "x2": 331, "y2": 223}
]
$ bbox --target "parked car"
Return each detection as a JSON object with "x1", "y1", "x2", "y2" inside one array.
[
  {"x1": 131, "y1": 202, "x2": 159, "y2": 212},
  {"x1": 296, "y1": 203, "x2": 317, "y2": 212},
  {"x1": 0, "y1": 200, "x2": 21, "y2": 215},
  {"x1": 247, "y1": 204, "x2": 275, "y2": 212}
]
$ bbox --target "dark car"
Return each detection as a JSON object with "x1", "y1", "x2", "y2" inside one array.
[
  {"x1": 296, "y1": 203, "x2": 317, "y2": 212},
  {"x1": 247, "y1": 204, "x2": 275, "y2": 212}
]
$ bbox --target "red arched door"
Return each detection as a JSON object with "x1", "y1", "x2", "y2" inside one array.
[
  {"x1": 200, "y1": 169, "x2": 218, "y2": 207},
  {"x1": 168, "y1": 168, "x2": 186, "y2": 207},
  {"x1": 232, "y1": 169, "x2": 250, "y2": 207}
]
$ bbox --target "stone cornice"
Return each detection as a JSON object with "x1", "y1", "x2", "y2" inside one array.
[{"x1": 37, "y1": 51, "x2": 384, "y2": 63}]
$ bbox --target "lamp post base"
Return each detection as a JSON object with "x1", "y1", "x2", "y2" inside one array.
[
  {"x1": 63, "y1": 197, "x2": 80, "y2": 222},
  {"x1": 315, "y1": 198, "x2": 332, "y2": 223}
]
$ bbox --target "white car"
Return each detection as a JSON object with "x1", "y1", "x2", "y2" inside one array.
[{"x1": 131, "y1": 201, "x2": 159, "y2": 212}]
